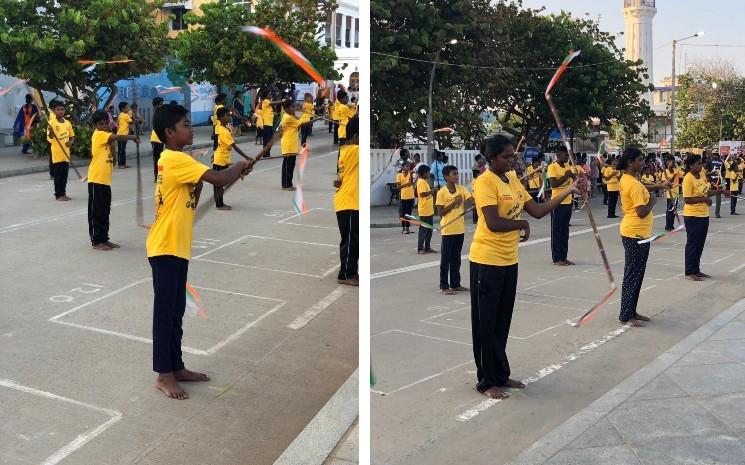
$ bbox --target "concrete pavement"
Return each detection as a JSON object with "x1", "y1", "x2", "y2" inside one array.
[
  {"x1": 371, "y1": 194, "x2": 745, "y2": 465},
  {"x1": 509, "y1": 296, "x2": 745, "y2": 465},
  {"x1": 0, "y1": 124, "x2": 357, "y2": 465}
]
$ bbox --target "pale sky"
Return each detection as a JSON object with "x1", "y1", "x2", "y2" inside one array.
[{"x1": 517, "y1": 0, "x2": 745, "y2": 84}]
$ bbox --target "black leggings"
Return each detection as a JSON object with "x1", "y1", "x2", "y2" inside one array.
[
  {"x1": 684, "y1": 216, "x2": 709, "y2": 275},
  {"x1": 399, "y1": 198, "x2": 414, "y2": 229},
  {"x1": 440, "y1": 234, "x2": 465, "y2": 289},
  {"x1": 281, "y1": 155, "x2": 297, "y2": 188},
  {"x1": 417, "y1": 215, "x2": 433, "y2": 251},
  {"x1": 607, "y1": 190, "x2": 619, "y2": 216},
  {"x1": 620, "y1": 236, "x2": 650, "y2": 322}
]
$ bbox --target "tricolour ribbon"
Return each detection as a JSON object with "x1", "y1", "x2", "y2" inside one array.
[
  {"x1": 185, "y1": 283, "x2": 207, "y2": 318},
  {"x1": 544, "y1": 50, "x2": 617, "y2": 327},
  {"x1": 293, "y1": 144, "x2": 310, "y2": 214},
  {"x1": 242, "y1": 26, "x2": 325, "y2": 86},
  {"x1": 0, "y1": 79, "x2": 28, "y2": 97},
  {"x1": 636, "y1": 224, "x2": 685, "y2": 244},
  {"x1": 434, "y1": 127, "x2": 455, "y2": 134}
]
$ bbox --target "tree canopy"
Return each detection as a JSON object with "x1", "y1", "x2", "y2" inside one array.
[
  {"x1": 371, "y1": 0, "x2": 653, "y2": 149},
  {"x1": 172, "y1": 0, "x2": 341, "y2": 88},
  {"x1": 0, "y1": 0, "x2": 171, "y2": 120}
]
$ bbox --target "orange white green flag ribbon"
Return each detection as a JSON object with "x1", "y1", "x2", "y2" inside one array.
[{"x1": 242, "y1": 26, "x2": 325, "y2": 86}]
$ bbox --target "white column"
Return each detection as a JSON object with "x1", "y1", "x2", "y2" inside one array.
[
  {"x1": 338, "y1": 13, "x2": 345, "y2": 48},
  {"x1": 350, "y1": 16, "x2": 356, "y2": 49}
]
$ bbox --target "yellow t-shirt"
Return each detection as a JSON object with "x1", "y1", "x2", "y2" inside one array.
[
  {"x1": 547, "y1": 161, "x2": 573, "y2": 204},
  {"x1": 620, "y1": 173, "x2": 653, "y2": 239},
  {"x1": 261, "y1": 99, "x2": 273, "y2": 127},
  {"x1": 604, "y1": 166, "x2": 620, "y2": 192},
  {"x1": 280, "y1": 113, "x2": 301, "y2": 156},
  {"x1": 682, "y1": 172, "x2": 710, "y2": 218},
  {"x1": 640, "y1": 174, "x2": 655, "y2": 185},
  {"x1": 299, "y1": 102, "x2": 313, "y2": 124},
  {"x1": 330, "y1": 102, "x2": 338, "y2": 121},
  {"x1": 147, "y1": 150, "x2": 210, "y2": 260},
  {"x1": 254, "y1": 112, "x2": 264, "y2": 129},
  {"x1": 117, "y1": 112, "x2": 132, "y2": 135},
  {"x1": 662, "y1": 168, "x2": 682, "y2": 199},
  {"x1": 727, "y1": 163, "x2": 742, "y2": 192},
  {"x1": 151, "y1": 129, "x2": 161, "y2": 144},
  {"x1": 469, "y1": 170, "x2": 530, "y2": 266},
  {"x1": 396, "y1": 172, "x2": 414, "y2": 200},
  {"x1": 416, "y1": 178, "x2": 434, "y2": 216},
  {"x1": 436, "y1": 185, "x2": 472, "y2": 236},
  {"x1": 334, "y1": 144, "x2": 358, "y2": 212},
  {"x1": 336, "y1": 104, "x2": 356, "y2": 139},
  {"x1": 212, "y1": 104, "x2": 224, "y2": 128},
  {"x1": 213, "y1": 125, "x2": 234, "y2": 166},
  {"x1": 526, "y1": 164, "x2": 542, "y2": 190},
  {"x1": 87, "y1": 129, "x2": 114, "y2": 185},
  {"x1": 47, "y1": 118, "x2": 74, "y2": 163}
]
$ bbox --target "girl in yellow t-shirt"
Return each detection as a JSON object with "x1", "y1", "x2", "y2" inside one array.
[
  {"x1": 682, "y1": 155, "x2": 730, "y2": 281},
  {"x1": 616, "y1": 148, "x2": 668, "y2": 326},
  {"x1": 728, "y1": 156, "x2": 743, "y2": 215},
  {"x1": 299, "y1": 93, "x2": 317, "y2": 146},
  {"x1": 469, "y1": 135, "x2": 579, "y2": 400},
  {"x1": 661, "y1": 157, "x2": 682, "y2": 231},
  {"x1": 396, "y1": 163, "x2": 415, "y2": 234}
]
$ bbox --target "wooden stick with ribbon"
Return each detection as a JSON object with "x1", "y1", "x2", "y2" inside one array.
[{"x1": 544, "y1": 50, "x2": 617, "y2": 328}]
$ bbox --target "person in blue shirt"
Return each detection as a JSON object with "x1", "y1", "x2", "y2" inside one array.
[{"x1": 430, "y1": 152, "x2": 448, "y2": 195}]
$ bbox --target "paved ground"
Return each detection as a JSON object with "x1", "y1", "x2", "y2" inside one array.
[
  {"x1": 0, "y1": 123, "x2": 358, "y2": 465},
  {"x1": 371, "y1": 195, "x2": 745, "y2": 465}
]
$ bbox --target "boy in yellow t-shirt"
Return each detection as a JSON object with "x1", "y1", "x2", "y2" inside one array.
[
  {"x1": 547, "y1": 148, "x2": 577, "y2": 265},
  {"x1": 416, "y1": 165, "x2": 435, "y2": 254},
  {"x1": 88, "y1": 111, "x2": 140, "y2": 250},
  {"x1": 335, "y1": 90, "x2": 357, "y2": 145},
  {"x1": 213, "y1": 108, "x2": 252, "y2": 210},
  {"x1": 116, "y1": 101, "x2": 134, "y2": 168},
  {"x1": 436, "y1": 166, "x2": 473, "y2": 294},
  {"x1": 148, "y1": 104, "x2": 253, "y2": 400},
  {"x1": 47, "y1": 100, "x2": 75, "y2": 201},
  {"x1": 727, "y1": 156, "x2": 742, "y2": 215},
  {"x1": 211, "y1": 93, "x2": 227, "y2": 151},
  {"x1": 334, "y1": 117, "x2": 359, "y2": 286},
  {"x1": 151, "y1": 97, "x2": 165, "y2": 182},
  {"x1": 603, "y1": 159, "x2": 621, "y2": 218},
  {"x1": 396, "y1": 163, "x2": 415, "y2": 234},
  {"x1": 299, "y1": 93, "x2": 320, "y2": 146}
]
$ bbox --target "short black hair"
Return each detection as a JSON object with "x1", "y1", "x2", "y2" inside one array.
[
  {"x1": 153, "y1": 104, "x2": 188, "y2": 144},
  {"x1": 617, "y1": 147, "x2": 643, "y2": 171},
  {"x1": 169, "y1": 100, "x2": 178, "y2": 105},
  {"x1": 337, "y1": 90, "x2": 348, "y2": 101},
  {"x1": 49, "y1": 100, "x2": 64, "y2": 109},
  {"x1": 443, "y1": 165, "x2": 458, "y2": 177},
  {"x1": 215, "y1": 93, "x2": 227, "y2": 104},
  {"x1": 118, "y1": 101, "x2": 128, "y2": 111},
  {"x1": 482, "y1": 135, "x2": 513, "y2": 161},
  {"x1": 25, "y1": 94, "x2": 33, "y2": 104},
  {"x1": 417, "y1": 164, "x2": 431, "y2": 176},
  {"x1": 91, "y1": 110, "x2": 107, "y2": 125},
  {"x1": 346, "y1": 116, "x2": 359, "y2": 140},
  {"x1": 152, "y1": 97, "x2": 165, "y2": 107},
  {"x1": 282, "y1": 99, "x2": 295, "y2": 111},
  {"x1": 216, "y1": 107, "x2": 230, "y2": 119},
  {"x1": 685, "y1": 154, "x2": 702, "y2": 170}
]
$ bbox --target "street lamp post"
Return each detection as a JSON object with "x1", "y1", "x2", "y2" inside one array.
[
  {"x1": 670, "y1": 31, "x2": 703, "y2": 158},
  {"x1": 427, "y1": 39, "x2": 457, "y2": 164}
]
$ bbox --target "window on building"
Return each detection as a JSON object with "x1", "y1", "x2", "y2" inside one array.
[
  {"x1": 232, "y1": 1, "x2": 252, "y2": 12},
  {"x1": 171, "y1": 7, "x2": 185, "y2": 31},
  {"x1": 336, "y1": 13, "x2": 343, "y2": 47},
  {"x1": 345, "y1": 15, "x2": 352, "y2": 48},
  {"x1": 354, "y1": 18, "x2": 359, "y2": 48},
  {"x1": 325, "y1": 11, "x2": 332, "y2": 46}
]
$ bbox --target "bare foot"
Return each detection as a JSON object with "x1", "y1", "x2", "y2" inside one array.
[
  {"x1": 452, "y1": 286, "x2": 470, "y2": 292},
  {"x1": 57, "y1": 196, "x2": 71, "y2": 201},
  {"x1": 105, "y1": 241, "x2": 120, "y2": 248},
  {"x1": 174, "y1": 368, "x2": 210, "y2": 382},
  {"x1": 482, "y1": 386, "x2": 509, "y2": 399},
  {"x1": 442, "y1": 289, "x2": 456, "y2": 295},
  {"x1": 155, "y1": 373, "x2": 188, "y2": 400},
  {"x1": 685, "y1": 274, "x2": 703, "y2": 281},
  {"x1": 696, "y1": 272, "x2": 711, "y2": 279},
  {"x1": 634, "y1": 313, "x2": 651, "y2": 322},
  {"x1": 621, "y1": 319, "x2": 645, "y2": 327},
  {"x1": 565, "y1": 260, "x2": 576, "y2": 265},
  {"x1": 217, "y1": 205, "x2": 232, "y2": 211},
  {"x1": 92, "y1": 243, "x2": 112, "y2": 251},
  {"x1": 337, "y1": 278, "x2": 359, "y2": 286},
  {"x1": 504, "y1": 378, "x2": 526, "y2": 389},
  {"x1": 554, "y1": 261, "x2": 570, "y2": 266}
]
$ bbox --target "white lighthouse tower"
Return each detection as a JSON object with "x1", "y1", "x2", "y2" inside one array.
[{"x1": 623, "y1": 0, "x2": 656, "y2": 104}]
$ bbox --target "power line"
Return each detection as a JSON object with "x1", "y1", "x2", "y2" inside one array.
[
  {"x1": 678, "y1": 43, "x2": 745, "y2": 48},
  {"x1": 371, "y1": 51, "x2": 622, "y2": 71}
]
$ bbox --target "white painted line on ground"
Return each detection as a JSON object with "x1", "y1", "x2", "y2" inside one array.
[
  {"x1": 194, "y1": 257, "x2": 325, "y2": 278},
  {"x1": 321, "y1": 263, "x2": 341, "y2": 278},
  {"x1": 192, "y1": 234, "x2": 251, "y2": 260},
  {"x1": 375, "y1": 361, "x2": 473, "y2": 397},
  {"x1": 0, "y1": 194, "x2": 153, "y2": 235},
  {"x1": 49, "y1": 278, "x2": 285, "y2": 356},
  {"x1": 0, "y1": 378, "x2": 122, "y2": 465},
  {"x1": 288, "y1": 286, "x2": 347, "y2": 330},
  {"x1": 456, "y1": 326, "x2": 629, "y2": 422},
  {"x1": 232, "y1": 234, "x2": 337, "y2": 248},
  {"x1": 393, "y1": 329, "x2": 471, "y2": 346},
  {"x1": 730, "y1": 263, "x2": 745, "y2": 273}
]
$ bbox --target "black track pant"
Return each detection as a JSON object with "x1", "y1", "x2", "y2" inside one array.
[
  {"x1": 440, "y1": 234, "x2": 464, "y2": 289},
  {"x1": 399, "y1": 199, "x2": 414, "y2": 230},
  {"x1": 731, "y1": 194, "x2": 738, "y2": 214},
  {"x1": 620, "y1": 237, "x2": 650, "y2": 322},
  {"x1": 607, "y1": 190, "x2": 619, "y2": 217},
  {"x1": 281, "y1": 155, "x2": 297, "y2": 188},
  {"x1": 117, "y1": 140, "x2": 127, "y2": 166},
  {"x1": 262, "y1": 126, "x2": 274, "y2": 156},
  {"x1": 52, "y1": 161, "x2": 69, "y2": 198},
  {"x1": 470, "y1": 262, "x2": 518, "y2": 391},
  {"x1": 550, "y1": 204, "x2": 572, "y2": 262},
  {"x1": 149, "y1": 255, "x2": 188, "y2": 374},
  {"x1": 336, "y1": 210, "x2": 359, "y2": 280},
  {"x1": 213, "y1": 164, "x2": 227, "y2": 207},
  {"x1": 87, "y1": 182, "x2": 111, "y2": 245},
  {"x1": 665, "y1": 198, "x2": 677, "y2": 230},
  {"x1": 301, "y1": 123, "x2": 311, "y2": 145},
  {"x1": 684, "y1": 216, "x2": 709, "y2": 276},
  {"x1": 417, "y1": 215, "x2": 433, "y2": 251}
]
